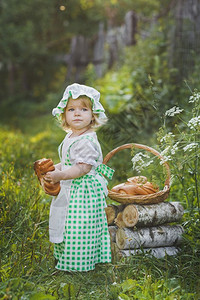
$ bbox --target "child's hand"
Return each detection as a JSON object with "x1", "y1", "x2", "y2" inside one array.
[
  {"x1": 44, "y1": 163, "x2": 92, "y2": 183},
  {"x1": 44, "y1": 169, "x2": 62, "y2": 184}
]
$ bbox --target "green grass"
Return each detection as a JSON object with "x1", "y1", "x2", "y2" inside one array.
[{"x1": 0, "y1": 116, "x2": 200, "y2": 300}]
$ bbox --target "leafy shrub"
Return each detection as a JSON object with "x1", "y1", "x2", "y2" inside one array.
[{"x1": 157, "y1": 90, "x2": 200, "y2": 211}]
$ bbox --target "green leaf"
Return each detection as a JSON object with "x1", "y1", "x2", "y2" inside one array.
[
  {"x1": 30, "y1": 292, "x2": 57, "y2": 300},
  {"x1": 118, "y1": 293, "x2": 131, "y2": 300},
  {"x1": 121, "y1": 279, "x2": 136, "y2": 293}
]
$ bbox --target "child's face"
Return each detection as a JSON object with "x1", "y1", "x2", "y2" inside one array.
[{"x1": 65, "y1": 97, "x2": 94, "y2": 131}]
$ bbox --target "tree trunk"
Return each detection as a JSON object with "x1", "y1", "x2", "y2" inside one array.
[
  {"x1": 116, "y1": 225, "x2": 184, "y2": 250},
  {"x1": 7, "y1": 62, "x2": 15, "y2": 96},
  {"x1": 122, "y1": 202, "x2": 184, "y2": 228},
  {"x1": 169, "y1": 0, "x2": 200, "y2": 80},
  {"x1": 124, "y1": 11, "x2": 137, "y2": 46},
  {"x1": 120, "y1": 246, "x2": 179, "y2": 258},
  {"x1": 93, "y1": 22, "x2": 105, "y2": 78},
  {"x1": 105, "y1": 204, "x2": 125, "y2": 225},
  {"x1": 66, "y1": 35, "x2": 89, "y2": 82}
]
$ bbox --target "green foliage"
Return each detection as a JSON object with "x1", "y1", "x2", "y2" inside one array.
[
  {"x1": 156, "y1": 90, "x2": 200, "y2": 212},
  {"x1": 0, "y1": 113, "x2": 200, "y2": 299},
  {"x1": 108, "y1": 277, "x2": 196, "y2": 299},
  {"x1": 0, "y1": 277, "x2": 80, "y2": 299},
  {"x1": 93, "y1": 23, "x2": 178, "y2": 148},
  {"x1": 0, "y1": 0, "x2": 69, "y2": 102},
  {"x1": 95, "y1": 0, "x2": 160, "y2": 26},
  {"x1": 0, "y1": 0, "x2": 177, "y2": 107},
  {"x1": 0, "y1": 128, "x2": 52, "y2": 282},
  {"x1": 0, "y1": 2, "x2": 200, "y2": 297},
  {"x1": 96, "y1": 66, "x2": 133, "y2": 114}
]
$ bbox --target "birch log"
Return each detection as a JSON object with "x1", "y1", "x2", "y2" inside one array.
[
  {"x1": 115, "y1": 212, "x2": 127, "y2": 228},
  {"x1": 120, "y1": 246, "x2": 179, "y2": 259},
  {"x1": 105, "y1": 204, "x2": 125, "y2": 225},
  {"x1": 122, "y1": 202, "x2": 184, "y2": 228},
  {"x1": 116, "y1": 225, "x2": 184, "y2": 250},
  {"x1": 108, "y1": 226, "x2": 118, "y2": 242}
]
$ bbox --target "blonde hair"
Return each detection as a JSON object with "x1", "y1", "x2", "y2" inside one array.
[{"x1": 59, "y1": 96, "x2": 107, "y2": 132}]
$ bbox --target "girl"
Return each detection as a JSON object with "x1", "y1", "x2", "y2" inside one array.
[{"x1": 44, "y1": 83, "x2": 114, "y2": 272}]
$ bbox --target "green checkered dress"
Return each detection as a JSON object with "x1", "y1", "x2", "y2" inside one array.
[{"x1": 53, "y1": 133, "x2": 114, "y2": 272}]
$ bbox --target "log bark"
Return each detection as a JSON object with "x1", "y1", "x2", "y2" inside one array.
[
  {"x1": 120, "y1": 246, "x2": 179, "y2": 259},
  {"x1": 108, "y1": 226, "x2": 118, "y2": 242},
  {"x1": 105, "y1": 204, "x2": 125, "y2": 225},
  {"x1": 116, "y1": 225, "x2": 184, "y2": 250},
  {"x1": 122, "y1": 202, "x2": 184, "y2": 228}
]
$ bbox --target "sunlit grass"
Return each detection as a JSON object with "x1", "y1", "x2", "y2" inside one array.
[{"x1": 0, "y1": 119, "x2": 199, "y2": 299}]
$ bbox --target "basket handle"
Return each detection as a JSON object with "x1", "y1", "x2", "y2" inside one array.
[{"x1": 103, "y1": 143, "x2": 170, "y2": 188}]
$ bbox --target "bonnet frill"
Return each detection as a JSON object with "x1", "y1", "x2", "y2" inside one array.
[{"x1": 52, "y1": 83, "x2": 106, "y2": 119}]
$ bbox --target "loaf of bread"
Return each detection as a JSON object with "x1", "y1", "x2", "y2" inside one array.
[
  {"x1": 127, "y1": 176, "x2": 147, "y2": 184},
  {"x1": 34, "y1": 158, "x2": 61, "y2": 196},
  {"x1": 111, "y1": 176, "x2": 159, "y2": 195}
]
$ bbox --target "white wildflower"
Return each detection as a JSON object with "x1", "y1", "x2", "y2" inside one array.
[
  {"x1": 183, "y1": 143, "x2": 199, "y2": 152},
  {"x1": 161, "y1": 146, "x2": 170, "y2": 155},
  {"x1": 165, "y1": 106, "x2": 183, "y2": 117},
  {"x1": 160, "y1": 143, "x2": 179, "y2": 162},
  {"x1": 171, "y1": 142, "x2": 179, "y2": 155},
  {"x1": 160, "y1": 146, "x2": 173, "y2": 164},
  {"x1": 60, "y1": 283, "x2": 67, "y2": 288},
  {"x1": 90, "y1": 291, "x2": 95, "y2": 294},
  {"x1": 187, "y1": 116, "x2": 200, "y2": 130},
  {"x1": 189, "y1": 92, "x2": 200, "y2": 103},
  {"x1": 171, "y1": 147, "x2": 176, "y2": 155},
  {"x1": 160, "y1": 155, "x2": 172, "y2": 164},
  {"x1": 112, "y1": 282, "x2": 117, "y2": 285},
  {"x1": 145, "y1": 160, "x2": 154, "y2": 167},
  {"x1": 160, "y1": 132, "x2": 175, "y2": 143},
  {"x1": 132, "y1": 153, "x2": 150, "y2": 166},
  {"x1": 131, "y1": 153, "x2": 153, "y2": 173}
]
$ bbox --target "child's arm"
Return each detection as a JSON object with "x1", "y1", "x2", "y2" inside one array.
[
  {"x1": 54, "y1": 163, "x2": 61, "y2": 170},
  {"x1": 44, "y1": 163, "x2": 92, "y2": 184}
]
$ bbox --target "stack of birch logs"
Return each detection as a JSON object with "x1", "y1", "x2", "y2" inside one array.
[{"x1": 106, "y1": 201, "x2": 184, "y2": 258}]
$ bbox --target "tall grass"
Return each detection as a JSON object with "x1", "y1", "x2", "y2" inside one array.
[{"x1": 0, "y1": 116, "x2": 199, "y2": 299}]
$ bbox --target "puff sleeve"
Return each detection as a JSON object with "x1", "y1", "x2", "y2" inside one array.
[{"x1": 69, "y1": 139, "x2": 101, "y2": 167}]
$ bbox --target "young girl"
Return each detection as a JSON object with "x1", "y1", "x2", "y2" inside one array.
[{"x1": 44, "y1": 83, "x2": 114, "y2": 272}]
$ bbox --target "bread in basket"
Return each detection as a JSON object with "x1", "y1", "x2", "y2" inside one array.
[{"x1": 103, "y1": 143, "x2": 170, "y2": 204}]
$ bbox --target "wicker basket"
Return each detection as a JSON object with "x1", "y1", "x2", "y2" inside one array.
[{"x1": 103, "y1": 143, "x2": 170, "y2": 204}]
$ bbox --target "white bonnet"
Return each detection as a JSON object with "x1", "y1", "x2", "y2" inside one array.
[{"x1": 52, "y1": 83, "x2": 106, "y2": 119}]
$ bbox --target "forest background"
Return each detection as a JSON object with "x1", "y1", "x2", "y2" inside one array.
[{"x1": 0, "y1": 0, "x2": 200, "y2": 299}]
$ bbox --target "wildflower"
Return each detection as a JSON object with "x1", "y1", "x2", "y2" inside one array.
[
  {"x1": 165, "y1": 106, "x2": 183, "y2": 117},
  {"x1": 183, "y1": 143, "x2": 199, "y2": 152},
  {"x1": 160, "y1": 155, "x2": 172, "y2": 164},
  {"x1": 160, "y1": 132, "x2": 175, "y2": 143},
  {"x1": 161, "y1": 142, "x2": 179, "y2": 157},
  {"x1": 161, "y1": 146, "x2": 171, "y2": 156},
  {"x1": 187, "y1": 116, "x2": 200, "y2": 130},
  {"x1": 171, "y1": 142, "x2": 179, "y2": 154},
  {"x1": 189, "y1": 92, "x2": 200, "y2": 103},
  {"x1": 160, "y1": 147, "x2": 172, "y2": 163},
  {"x1": 132, "y1": 152, "x2": 153, "y2": 172},
  {"x1": 160, "y1": 144, "x2": 176, "y2": 163}
]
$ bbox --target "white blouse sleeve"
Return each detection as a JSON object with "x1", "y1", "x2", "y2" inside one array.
[{"x1": 69, "y1": 139, "x2": 100, "y2": 167}]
